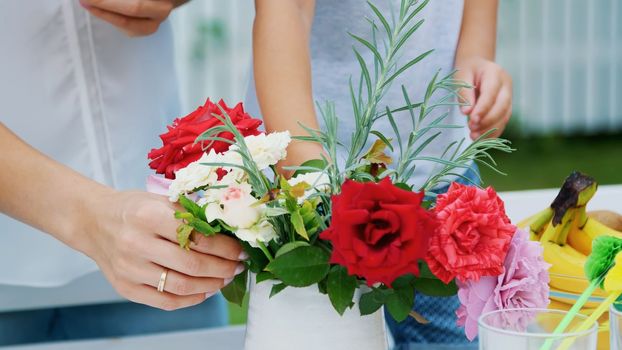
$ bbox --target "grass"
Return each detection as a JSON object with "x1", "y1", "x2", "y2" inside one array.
[
  {"x1": 479, "y1": 133, "x2": 622, "y2": 191},
  {"x1": 226, "y1": 133, "x2": 622, "y2": 324}
]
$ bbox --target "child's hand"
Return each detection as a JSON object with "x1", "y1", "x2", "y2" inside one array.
[{"x1": 454, "y1": 57, "x2": 513, "y2": 140}]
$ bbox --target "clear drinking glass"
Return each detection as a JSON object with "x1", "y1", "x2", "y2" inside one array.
[
  {"x1": 478, "y1": 308, "x2": 598, "y2": 350},
  {"x1": 611, "y1": 304, "x2": 622, "y2": 350}
]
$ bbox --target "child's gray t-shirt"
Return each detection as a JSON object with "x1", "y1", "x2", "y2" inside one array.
[{"x1": 246, "y1": 0, "x2": 469, "y2": 189}]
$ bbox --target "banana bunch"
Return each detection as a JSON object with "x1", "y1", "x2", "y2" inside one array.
[{"x1": 518, "y1": 172, "x2": 622, "y2": 297}]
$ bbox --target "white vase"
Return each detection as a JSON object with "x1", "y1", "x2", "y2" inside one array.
[{"x1": 243, "y1": 274, "x2": 389, "y2": 350}]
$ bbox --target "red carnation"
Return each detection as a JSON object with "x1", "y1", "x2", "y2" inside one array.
[
  {"x1": 320, "y1": 178, "x2": 436, "y2": 287},
  {"x1": 426, "y1": 183, "x2": 516, "y2": 284},
  {"x1": 148, "y1": 99, "x2": 262, "y2": 179}
]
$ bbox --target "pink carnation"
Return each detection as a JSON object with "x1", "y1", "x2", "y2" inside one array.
[{"x1": 456, "y1": 228, "x2": 550, "y2": 341}]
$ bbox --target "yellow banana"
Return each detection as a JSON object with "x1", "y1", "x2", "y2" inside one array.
[
  {"x1": 542, "y1": 242, "x2": 587, "y2": 292},
  {"x1": 567, "y1": 213, "x2": 622, "y2": 255},
  {"x1": 517, "y1": 207, "x2": 553, "y2": 240}
]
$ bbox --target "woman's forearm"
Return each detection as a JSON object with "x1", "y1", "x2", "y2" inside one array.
[
  {"x1": 455, "y1": 0, "x2": 498, "y2": 63},
  {"x1": 253, "y1": 0, "x2": 323, "y2": 169},
  {"x1": 0, "y1": 122, "x2": 112, "y2": 252}
]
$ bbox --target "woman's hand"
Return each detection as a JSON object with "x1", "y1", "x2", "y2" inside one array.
[
  {"x1": 80, "y1": 190, "x2": 246, "y2": 311},
  {"x1": 455, "y1": 56, "x2": 513, "y2": 140},
  {"x1": 79, "y1": 0, "x2": 188, "y2": 37}
]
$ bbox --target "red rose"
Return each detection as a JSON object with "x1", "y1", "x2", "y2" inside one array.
[
  {"x1": 320, "y1": 178, "x2": 436, "y2": 287},
  {"x1": 426, "y1": 183, "x2": 516, "y2": 284},
  {"x1": 148, "y1": 99, "x2": 262, "y2": 179}
]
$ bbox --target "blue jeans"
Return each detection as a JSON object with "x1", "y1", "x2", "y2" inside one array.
[
  {"x1": 0, "y1": 294, "x2": 227, "y2": 346},
  {"x1": 386, "y1": 164, "x2": 480, "y2": 349}
]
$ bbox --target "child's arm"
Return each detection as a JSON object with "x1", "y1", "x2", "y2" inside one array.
[
  {"x1": 253, "y1": 0, "x2": 323, "y2": 174},
  {"x1": 454, "y1": 0, "x2": 512, "y2": 139}
]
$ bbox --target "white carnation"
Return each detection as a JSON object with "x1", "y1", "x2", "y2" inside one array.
[
  {"x1": 235, "y1": 219, "x2": 278, "y2": 248},
  {"x1": 229, "y1": 131, "x2": 291, "y2": 170},
  {"x1": 288, "y1": 171, "x2": 331, "y2": 202},
  {"x1": 168, "y1": 150, "x2": 222, "y2": 202}
]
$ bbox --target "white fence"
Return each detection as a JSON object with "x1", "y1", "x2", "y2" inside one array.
[
  {"x1": 497, "y1": 0, "x2": 621, "y2": 135},
  {"x1": 172, "y1": 0, "x2": 622, "y2": 136},
  {"x1": 172, "y1": 0, "x2": 254, "y2": 110}
]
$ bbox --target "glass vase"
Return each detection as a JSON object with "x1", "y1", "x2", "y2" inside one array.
[{"x1": 478, "y1": 308, "x2": 598, "y2": 350}]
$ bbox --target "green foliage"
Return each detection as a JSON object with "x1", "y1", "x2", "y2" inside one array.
[
  {"x1": 291, "y1": 159, "x2": 328, "y2": 177},
  {"x1": 266, "y1": 246, "x2": 330, "y2": 287},
  {"x1": 178, "y1": 195, "x2": 206, "y2": 221},
  {"x1": 221, "y1": 269, "x2": 248, "y2": 307},
  {"x1": 275, "y1": 242, "x2": 310, "y2": 258},
  {"x1": 270, "y1": 283, "x2": 288, "y2": 298},
  {"x1": 241, "y1": 241, "x2": 270, "y2": 274},
  {"x1": 359, "y1": 275, "x2": 417, "y2": 322},
  {"x1": 173, "y1": 210, "x2": 220, "y2": 249},
  {"x1": 326, "y1": 266, "x2": 358, "y2": 315},
  {"x1": 175, "y1": 223, "x2": 194, "y2": 250},
  {"x1": 255, "y1": 271, "x2": 275, "y2": 283},
  {"x1": 413, "y1": 263, "x2": 458, "y2": 297}
]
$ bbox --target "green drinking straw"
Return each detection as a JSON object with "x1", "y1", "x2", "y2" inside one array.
[
  {"x1": 557, "y1": 250, "x2": 622, "y2": 349},
  {"x1": 539, "y1": 235, "x2": 622, "y2": 350}
]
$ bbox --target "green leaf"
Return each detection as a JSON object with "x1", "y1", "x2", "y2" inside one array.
[
  {"x1": 188, "y1": 218, "x2": 219, "y2": 237},
  {"x1": 256, "y1": 271, "x2": 275, "y2": 284},
  {"x1": 386, "y1": 292, "x2": 412, "y2": 322},
  {"x1": 174, "y1": 211, "x2": 194, "y2": 221},
  {"x1": 318, "y1": 277, "x2": 328, "y2": 295},
  {"x1": 266, "y1": 246, "x2": 330, "y2": 287},
  {"x1": 176, "y1": 223, "x2": 194, "y2": 250},
  {"x1": 275, "y1": 241, "x2": 311, "y2": 258},
  {"x1": 292, "y1": 159, "x2": 328, "y2": 177},
  {"x1": 221, "y1": 269, "x2": 248, "y2": 307},
  {"x1": 241, "y1": 241, "x2": 269, "y2": 273},
  {"x1": 265, "y1": 207, "x2": 289, "y2": 217},
  {"x1": 327, "y1": 266, "x2": 358, "y2": 315},
  {"x1": 269, "y1": 283, "x2": 287, "y2": 298},
  {"x1": 290, "y1": 210, "x2": 309, "y2": 240},
  {"x1": 353, "y1": 48, "x2": 373, "y2": 101},
  {"x1": 348, "y1": 33, "x2": 384, "y2": 71},
  {"x1": 367, "y1": 1, "x2": 392, "y2": 40},
  {"x1": 413, "y1": 263, "x2": 458, "y2": 297},
  {"x1": 359, "y1": 288, "x2": 390, "y2": 315},
  {"x1": 386, "y1": 275, "x2": 416, "y2": 322},
  {"x1": 394, "y1": 182, "x2": 412, "y2": 191},
  {"x1": 179, "y1": 195, "x2": 206, "y2": 221},
  {"x1": 383, "y1": 49, "x2": 433, "y2": 88}
]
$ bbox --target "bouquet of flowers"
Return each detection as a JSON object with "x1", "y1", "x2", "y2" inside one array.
[{"x1": 147, "y1": 0, "x2": 549, "y2": 340}]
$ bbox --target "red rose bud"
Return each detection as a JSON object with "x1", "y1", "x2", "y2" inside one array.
[
  {"x1": 426, "y1": 183, "x2": 516, "y2": 284},
  {"x1": 148, "y1": 99, "x2": 262, "y2": 179},
  {"x1": 320, "y1": 178, "x2": 436, "y2": 287}
]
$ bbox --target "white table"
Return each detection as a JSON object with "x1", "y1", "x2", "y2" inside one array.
[{"x1": 0, "y1": 185, "x2": 620, "y2": 349}]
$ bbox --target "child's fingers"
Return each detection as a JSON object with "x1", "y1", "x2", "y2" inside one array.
[
  {"x1": 471, "y1": 86, "x2": 512, "y2": 133},
  {"x1": 470, "y1": 68, "x2": 503, "y2": 123},
  {"x1": 455, "y1": 70, "x2": 476, "y2": 115}
]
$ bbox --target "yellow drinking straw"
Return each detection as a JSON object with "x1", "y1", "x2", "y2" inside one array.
[{"x1": 557, "y1": 251, "x2": 622, "y2": 350}]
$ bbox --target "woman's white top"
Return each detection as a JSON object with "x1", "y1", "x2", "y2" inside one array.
[{"x1": 0, "y1": 1, "x2": 180, "y2": 287}]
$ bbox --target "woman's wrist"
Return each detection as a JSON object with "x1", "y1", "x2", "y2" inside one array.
[{"x1": 65, "y1": 181, "x2": 118, "y2": 258}]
